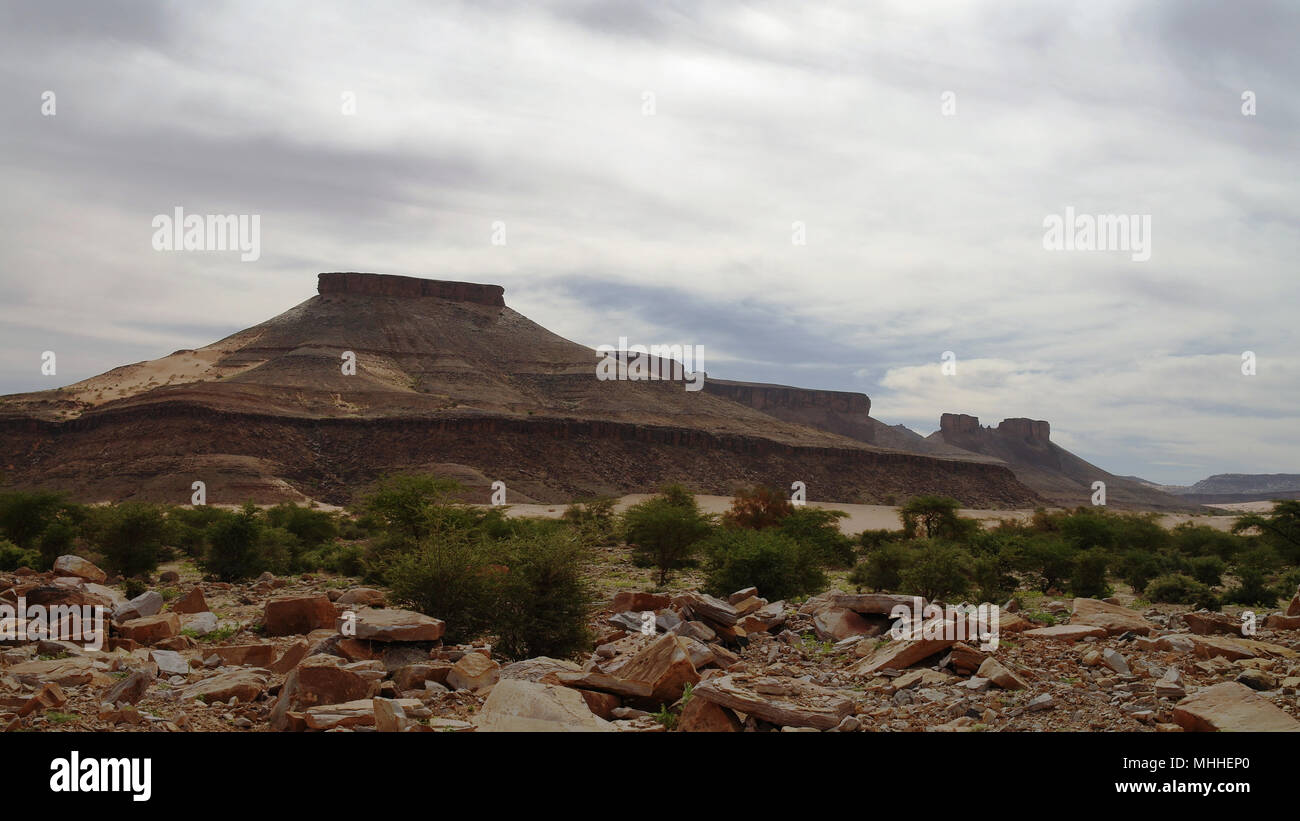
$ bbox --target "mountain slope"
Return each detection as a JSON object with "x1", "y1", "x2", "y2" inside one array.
[{"x1": 0, "y1": 273, "x2": 1041, "y2": 508}]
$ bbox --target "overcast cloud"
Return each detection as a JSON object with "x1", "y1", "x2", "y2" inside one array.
[{"x1": 0, "y1": 0, "x2": 1296, "y2": 484}]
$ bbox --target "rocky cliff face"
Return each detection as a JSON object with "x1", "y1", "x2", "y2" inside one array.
[
  {"x1": 317, "y1": 272, "x2": 505, "y2": 306},
  {"x1": 930, "y1": 411, "x2": 1194, "y2": 510}
]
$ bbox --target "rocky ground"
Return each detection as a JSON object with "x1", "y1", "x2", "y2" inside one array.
[{"x1": 3, "y1": 553, "x2": 1299, "y2": 733}]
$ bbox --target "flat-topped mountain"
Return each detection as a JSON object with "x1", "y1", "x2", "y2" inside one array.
[
  {"x1": 0, "y1": 273, "x2": 1040, "y2": 507},
  {"x1": 922, "y1": 413, "x2": 1192, "y2": 510}
]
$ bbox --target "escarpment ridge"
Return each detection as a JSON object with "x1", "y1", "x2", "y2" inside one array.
[{"x1": 0, "y1": 272, "x2": 1047, "y2": 507}]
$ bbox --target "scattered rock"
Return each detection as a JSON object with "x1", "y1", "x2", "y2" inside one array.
[
  {"x1": 1173, "y1": 682, "x2": 1300, "y2": 732},
  {"x1": 473, "y1": 679, "x2": 613, "y2": 732},
  {"x1": 264, "y1": 595, "x2": 336, "y2": 636},
  {"x1": 52, "y1": 555, "x2": 106, "y2": 584}
]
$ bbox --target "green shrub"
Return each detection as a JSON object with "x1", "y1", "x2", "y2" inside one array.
[
  {"x1": 123, "y1": 578, "x2": 148, "y2": 599},
  {"x1": 1115, "y1": 549, "x2": 1161, "y2": 594},
  {"x1": 382, "y1": 539, "x2": 501, "y2": 644},
  {"x1": 777, "y1": 507, "x2": 853, "y2": 567},
  {"x1": 200, "y1": 504, "x2": 283, "y2": 582},
  {"x1": 622, "y1": 488, "x2": 714, "y2": 584},
  {"x1": 1188, "y1": 555, "x2": 1226, "y2": 587},
  {"x1": 364, "y1": 474, "x2": 463, "y2": 541},
  {"x1": 1020, "y1": 536, "x2": 1076, "y2": 593},
  {"x1": 858, "y1": 528, "x2": 905, "y2": 554},
  {"x1": 899, "y1": 540, "x2": 971, "y2": 601},
  {"x1": 561, "y1": 497, "x2": 618, "y2": 545},
  {"x1": 0, "y1": 539, "x2": 39, "y2": 571},
  {"x1": 701, "y1": 528, "x2": 826, "y2": 601},
  {"x1": 0, "y1": 491, "x2": 71, "y2": 548},
  {"x1": 853, "y1": 541, "x2": 909, "y2": 591},
  {"x1": 1070, "y1": 552, "x2": 1111, "y2": 599},
  {"x1": 89, "y1": 502, "x2": 167, "y2": 578},
  {"x1": 1145, "y1": 573, "x2": 1209, "y2": 605},
  {"x1": 492, "y1": 532, "x2": 593, "y2": 659},
  {"x1": 899, "y1": 496, "x2": 978, "y2": 541},
  {"x1": 1222, "y1": 566, "x2": 1281, "y2": 607},
  {"x1": 972, "y1": 555, "x2": 1016, "y2": 603},
  {"x1": 265, "y1": 503, "x2": 338, "y2": 549}
]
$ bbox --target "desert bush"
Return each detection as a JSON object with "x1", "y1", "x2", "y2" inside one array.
[
  {"x1": 701, "y1": 528, "x2": 826, "y2": 601},
  {"x1": 622, "y1": 487, "x2": 714, "y2": 584},
  {"x1": 491, "y1": 532, "x2": 593, "y2": 659},
  {"x1": 722, "y1": 485, "x2": 793, "y2": 530},
  {"x1": 1232, "y1": 500, "x2": 1300, "y2": 565},
  {"x1": 852, "y1": 541, "x2": 909, "y2": 591},
  {"x1": 0, "y1": 490, "x2": 73, "y2": 549},
  {"x1": 972, "y1": 554, "x2": 1017, "y2": 603},
  {"x1": 363, "y1": 474, "x2": 463, "y2": 541},
  {"x1": 1222, "y1": 566, "x2": 1281, "y2": 607},
  {"x1": 382, "y1": 539, "x2": 501, "y2": 644},
  {"x1": 1070, "y1": 552, "x2": 1111, "y2": 599},
  {"x1": 777, "y1": 507, "x2": 853, "y2": 567},
  {"x1": 899, "y1": 540, "x2": 971, "y2": 601},
  {"x1": 265, "y1": 503, "x2": 338, "y2": 549},
  {"x1": 200, "y1": 504, "x2": 287, "y2": 582},
  {"x1": 1188, "y1": 555, "x2": 1226, "y2": 587},
  {"x1": 167, "y1": 505, "x2": 229, "y2": 557},
  {"x1": 859, "y1": 528, "x2": 905, "y2": 554},
  {"x1": 89, "y1": 502, "x2": 168, "y2": 578},
  {"x1": 0, "y1": 539, "x2": 39, "y2": 571},
  {"x1": 1115, "y1": 549, "x2": 1162, "y2": 594},
  {"x1": 899, "y1": 496, "x2": 978, "y2": 541},
  {"x1": 1145, "y1": 573, "x2": 1210, "y2": 605},
  {"x1": 561, "y1": 497, "x2": 618, "y2": 545},
  {"x1": 123, "y1": 578, "x2": 148, "y2": 600},
  {"x1": 1020, "y1": 535, "x2": 1076, "y2": 593},
  {"x1": 299, "y1": 542, "x2": 366, "y2": 576},
  {"x1": 1170, "y1": 523, "x2": 1241, "y2": 562}
]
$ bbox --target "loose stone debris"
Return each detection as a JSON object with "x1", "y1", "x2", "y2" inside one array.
[{"x1": 3, "y1": 557, "x2": 1299, "y2": 732}]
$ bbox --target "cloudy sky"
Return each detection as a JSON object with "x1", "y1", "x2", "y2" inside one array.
[{"x1": 1, "y1": 0, "x2": 1296, "y2": 485}]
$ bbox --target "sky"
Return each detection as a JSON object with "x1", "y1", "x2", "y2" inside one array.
[{"x1": 0, "y1": 0, "x2": 1296, "y2": 485}]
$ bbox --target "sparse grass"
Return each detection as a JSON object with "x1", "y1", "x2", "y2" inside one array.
[
  {"x1": 652, "y1": 704, "x2": 678, "y2": 731},
  {"x1": 45, "y1": 711, "x2": 78, "y2": 724},
  {"x1": 182, "y1": 624, "x2": 239, "y2": 643}
]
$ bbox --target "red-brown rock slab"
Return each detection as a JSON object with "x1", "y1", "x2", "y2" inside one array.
[
  {"x1": 264, "y1": 595, "x2": 336, "y2": 636},
  {"x1": 344, "y1": 607, "x2": 445, "y2": 642},
  {"x1": 1173, "y1": 682, "x2": 1300, "y2": 732},
  {"x1": 118, "y1": 613, "x2": 180, "y2": 645}
]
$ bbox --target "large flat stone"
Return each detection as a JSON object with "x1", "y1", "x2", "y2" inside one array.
[
  {"x1": 1173, "y1": 682, "x2": 1300, "y2": 732},
  {"x1": 473, "y1": 679, "x2": 613, "y2": 732}
]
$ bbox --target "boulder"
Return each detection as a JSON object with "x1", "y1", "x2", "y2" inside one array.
[
  {"x1": 1022, "y1": 624, "x2": 1107, "y2": 642},
  {"x1": 677, "y1": 695, "x2": 742, "y2": 732},
  {"x1": 113, "y1": 591, "x2": 163, "y2": 623},
  {"x1": 831, "y1": 592, "x2": 925, "y2": 616},
  {"x1": 171, "y1": 587, "x2": 208, "y2": 615},
  {"x1": 300, "y1": 697, "x2": 422, "y2": 731},
  {"x1": 615, "y1": 633, "x2": 701, "y2": 703},
  {"x1": 692, "y1": 674, "x2": 854, "y2": 730},
  {"x1": 372, "y1": 697, "x2": 411, "y2": 732},
  {"x1": 846, "y1": 634, "x2": 955, "y2": 676},
  {"x1": 813, "y1": 607, "x2": 880, "y2": 642},
  {"x1": 446, "y1": 652, "x2": 501, "y2": 692},
  {"x1": 150, "y1": 649, "x2": 190, "y2": 677},
  {"x1": 976, "y1": 657, "x2": 1027, "y2": 690},
  {"x1": 1287, "y1": 590, "x2": 1300, "y2": 618},
  {"x1": 269, "y1": 640, "x2": 311, "y2": 675},
  {"x1": 180, "y1": 668, "x2": 269, "y2": 703},
  {"x1": 1182, "y1": 610, "x2": 1242, "y2": 636},
  {"x1": 612, "y1": 591, "x2": 672, "y2": 612},
  {"x1": 1069, "y1": 598, "x2": 1153, "y2": 635},
  {"x1": 264, "y1": 595, "x2": 336, "y2": 636},
  {"x1": 473, "y1": 679, "x2": 613, "y2": 732},
  {"x1": 180, "y1": 611, "x2": 219, "y2": 635},
  {"x1": 102, "y1": 670, "x2": 152, "y2": 705},
  {"x1": 52, "y1": 555, "x2": 106, "y2": 584},
  {"x1": 553, "y1": 670, "x2": 653, "y2": 699},
  {"x1": 206, "y1": 644, "x2": 277, "y2": 667},
  {"x1": 336, "y1": 587, "x2": 386, "y2": 607},
  {"x1": 498, "y1": 657, "x2": 583, "y2": 682},
  {"x1": 1173, "y1": 682, "x2": 1300, "y2": 732},
  {"x1": 345, "y1": 608, "x2": 445, "y2": 642},
  {"x1": 117, "y1": 613, "x2": 180, "y2": 645}
]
